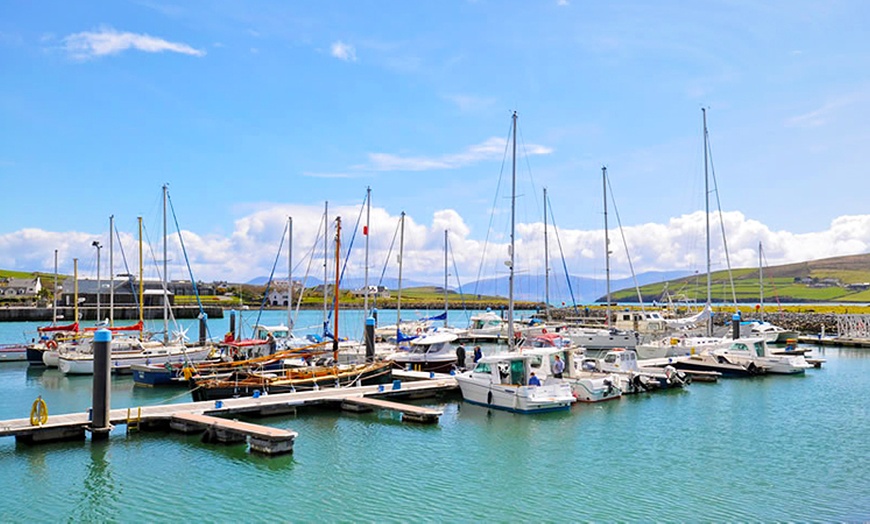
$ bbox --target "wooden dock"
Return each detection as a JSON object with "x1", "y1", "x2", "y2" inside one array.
[
  {"x1": 170, "y1": 412, "x2": 298, "y2": 455},
  {"x1": 341, "y1": 396, "x2": 442, "y2": 424},
  {"x1": 0, "y1": 378, "x2": 458, "y2": 451}
]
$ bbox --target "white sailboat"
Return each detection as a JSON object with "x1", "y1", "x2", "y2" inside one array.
[{"x1": 455, "y1": 111, "x2": 575, "y2": 413}]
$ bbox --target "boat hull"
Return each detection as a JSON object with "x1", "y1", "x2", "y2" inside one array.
[
  {"x1": 0, "y1": 344, "x2": 28, "y2": 362},
  {"x1": 191, "y1": 363, "x2": 394, "y2": 402},
  {"x1": 455, "y1": 376, "x2": 574, "y2": 413}
]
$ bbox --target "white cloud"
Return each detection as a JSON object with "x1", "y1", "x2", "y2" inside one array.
[
  {"x1": 365, "y1": 137, "x2": 554, "y2": 172},
  {"x1": 63, "y1": 27, "x2": 205, "y2": 60},
  {"x1": 4, "y1": 208, "x2": 870, "y2": 290},
  {"x1": 330, "y1": 40, "x2": 357, "y2": 62},
  {"x1": 786, "y1": 95, "x2": 857, "y2": 128},
  {"x1": 557, "y1": 0, "x2": 570, "y2": 6},
  {"x1": 442, "y1": 94, "x2": 497, "y2": 112}
]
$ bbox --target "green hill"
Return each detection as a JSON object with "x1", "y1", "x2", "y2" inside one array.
[{"x1": 607, "y1": 253, "x2": 870, "y2": 304}]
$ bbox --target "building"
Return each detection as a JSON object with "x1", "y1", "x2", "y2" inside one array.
[
  {"x1": 0, "y1": 276, "x2": 42, "y2": 298},
  {"x1": 267, "y1": 280, "x2": 304, "y2": 307},
  {"x1": 350, "y1": 285, "x2": 390, "y2": 299}
]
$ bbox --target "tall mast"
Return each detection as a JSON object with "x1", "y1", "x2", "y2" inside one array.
[
  {"x1": 162, "y1": 184, "x2": 169, "y2": 345},
  {"x1": 396, "y1": 211, "x2": 405, "y2": 350},
  {"x1": 364, "y1": 187, "x2": 371, "y2": 316},
  {"x1": 603, "y1": 166, "x2": 611, "y2": 329},
  {"x1": 444, "y1": 229, "x2": 449, "y2": 328},
  {"x1": 544, "y1": 187, "x2": 550, "y2": 322},
  {"x1": 323, "y1": 201, "x2": 329, "y2": 327},
  {"x1": 94, "y1": 241, "x2": 101, "y2": 323},
  {"x1": 52, "y1": 249, "x2": 58, "y2": 325},
  {"x1": 508, "y1": 111, "x2": 517, "y2": 350},
  {"x1": 703, "y1": 108, "x2": 712, "y2": 337},
  {"x1": 73, "y1": 258, "x2": 79, "y2": 324},
  {"x1": 109, "y1": 215, "x2": 114, "y2": 327},
  {"x1": 287, "y1": 217, "x2": 293, "y2": 333},
  {"x1": 138, "y1": 216, "x2": 144, "y2": 326},
  {"x1": 333, "y1": 216, "x2": 341, "y2": 363},
  {"x1": 759, "y1": 241, "x2": 764, "y2": 322}
]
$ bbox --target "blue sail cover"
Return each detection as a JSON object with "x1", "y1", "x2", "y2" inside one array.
[
  {"x1": 397, "y1": 329, "x2": 418, "y2": 343},
  {"x1": 424, "y1": 312, "x2": 448, "y2": 321}
]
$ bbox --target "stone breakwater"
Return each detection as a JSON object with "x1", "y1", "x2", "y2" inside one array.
[{"x1": 545, "y1": 308, "x2": 839, "y2": 335}]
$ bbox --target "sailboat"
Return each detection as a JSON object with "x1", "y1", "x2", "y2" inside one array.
[
  {"x1": 455, "y1": 112, "x2": 575, "y2": 413},
  {"x1": 747, "y1": 241, "x2": 798, "y2": 343},
  {"x1": 59, "y1": 188, "x2": 211, "y2": 374}
]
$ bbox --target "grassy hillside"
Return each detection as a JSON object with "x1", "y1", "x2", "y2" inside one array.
[{"x1": 608, "y1": 252, "x2": 870, "y2": 303}]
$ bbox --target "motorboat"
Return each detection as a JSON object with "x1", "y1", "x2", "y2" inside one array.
[
  {"x1": 455, "y1": 352, "x2": 576, "y2": 413},
  {"x1": 589, "y1": 348, "x2": 690, "y2": 394},
  {"x1": 386, "y1": 331, "x2": 459, "y2": 373},
  {"x1": 748, "y1": 321, "x2": 798, "y2": 344},
  {"x1": 635, "y1": 333, "x2": 724, "y2": 360},
  {"x1": 713, "y1": 337, "x2": 812, "y2": 374}
]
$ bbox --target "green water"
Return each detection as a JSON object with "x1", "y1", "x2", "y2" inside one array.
[{"x1": 0, "y1": 313, "x2": 867, "y2": 522}]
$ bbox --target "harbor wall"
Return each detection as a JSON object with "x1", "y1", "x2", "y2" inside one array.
[{"x1": 0, "y1": 306, "x2": 224, "y2": 322}]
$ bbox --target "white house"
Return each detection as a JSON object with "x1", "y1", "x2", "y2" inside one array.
[{"x1": 0, "y1": 276, "x2": 42, "y2": 297}]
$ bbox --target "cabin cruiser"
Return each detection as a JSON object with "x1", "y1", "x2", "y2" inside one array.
[
  {"x1": 586, "y1": 348, "x2": 690, "y2": 394},
  {"x1": 521, "y1": 343, "x2": 622, "y2": 403},
  {"x1": 713, "y1": 337, "x2": 812, "y2": 374},
  {"x1": 748, "y1": 321, "x2": 798, "y2": 344},
  {"x1": 635, "y1": 333, "x2": 724, "y2": 360},
  {"x1": 562, "y1": 326, "x2": 638, "y2": 353},
  {"x1": 386, "y1": 331, "x2": 459, "y2": 373},
  {"x1": 455, "y1": 352, "x2": 575, "y2": 413}
]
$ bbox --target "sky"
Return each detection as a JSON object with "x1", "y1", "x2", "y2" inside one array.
[{"x1": 2, "y1": 0, "x2": 869, "y2": 296}]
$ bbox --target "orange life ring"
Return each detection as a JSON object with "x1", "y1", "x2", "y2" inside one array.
[
  {"x1": 46, "y1": 340, "x2": 58, "y2": 350},
  {"x1": 541, "y1": 328, "x2": 547, "y2": 334}
]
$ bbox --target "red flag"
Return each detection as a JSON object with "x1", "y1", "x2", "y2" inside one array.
[{"x1": 363, "y1": 225, "x2": 368, "y2": 235}]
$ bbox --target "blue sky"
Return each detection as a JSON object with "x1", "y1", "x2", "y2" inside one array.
[{"x1": 1, "y1": 1, "x2": 869, "y2": 293}]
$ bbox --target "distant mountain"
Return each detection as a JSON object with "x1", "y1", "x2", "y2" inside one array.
[
  {"x1": 458, "y1": 271, "x2": 692, "y2": 304},
  {"x1": 246, "y1": 275, "x2": 442, "y2": 290}
]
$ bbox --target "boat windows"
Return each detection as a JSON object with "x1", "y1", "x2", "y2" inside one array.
[
  {"x1": 474, "y1": 362, "x2": 491, "y2": 374},
  {"x1": 510, "y1": 360, "x2": 525, "y2": 385},
  {"x1": 753, "y1": 342, "x2": 765, "y2": 357}
]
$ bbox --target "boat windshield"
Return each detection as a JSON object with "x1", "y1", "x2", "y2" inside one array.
[{"x1": 474, "y1": 362, "x2": 491, "y2": 374}]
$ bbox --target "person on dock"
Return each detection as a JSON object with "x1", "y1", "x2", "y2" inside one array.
[
  {"x1": 455, "y1": 344, "x2": 466, "y2": 370},
  {"x1": 473, "y1": 345, "x2": 483, "y2": 363},
  {"x1": 553, "y1": 354, "x2": 565, "y2": 379},
  {"x1": 528, "y1": 372, "x2": 541, "y2": 387}
]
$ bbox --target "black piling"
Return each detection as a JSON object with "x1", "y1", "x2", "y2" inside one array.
[
  {"x1": 732, "y1": 313, "x2": 741, "y2": 340},
  {"x1": 90, "y1": 329, "x2": 112, "y2": 440},
  {"x1": 365, "y1": 316, "x2": 375, "y2": 362},
  {"x1": 199, "y1": 313, "x2": 208, "y2": 345},
  {"x1": 229, "y1": 310, "x2": 236, "y2": 339}
]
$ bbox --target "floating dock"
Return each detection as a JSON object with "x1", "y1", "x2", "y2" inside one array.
[{"x1": 0, "y1": 378, "x2": 458, "y2": 454}]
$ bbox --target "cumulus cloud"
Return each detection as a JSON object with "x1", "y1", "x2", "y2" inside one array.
[
  {"x1": 63, "y1": 27, "x2": 205, "y2": 60},
  {"x1": 365, "y1": 137, "x2": 553, "y2": 172},
  {"x1": 4, "y1": 209, "x2": 870, "y2": 290},
  {"x1": 330, "y1": 40, "x2": 357, "y2": 62}
]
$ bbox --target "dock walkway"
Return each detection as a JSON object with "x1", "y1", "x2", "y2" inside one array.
[{"x1": 0, "y1": 378, "x2": 458, "y2": 444}]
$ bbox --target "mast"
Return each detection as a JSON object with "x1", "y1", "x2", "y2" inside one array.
[
  {"x1": 333, "y1": 216, "x2": 341, "y2": 363},
  {"x1": 52, "y1": 249, "x2": 57, "y2": 325},
  {"x1": 287, "y1": 217, "x2": 293, "y2": 333},
  {"x1": 703, "y1": 108, "x2": 712, "y2": 337},
  {"x1": 323, "y1": 201, "x2": 329, "y2": 328},
  {"x1": 109, "y1": 215, "x2": 114, "y2": 327},
  {"x1": 603, "y1": 166, "x2": 611, "y2": 329},
  {"x1": 73, "y1": 258, "x2": 79, "y2": 323},
  {"x1": 543, "y1": 187, "x2": 550, "y2": 322},
  {"x1": 94, "y1": 240, "x2": 101, "y2": 323},
  {"x1": 508, "y1": 111, "x2": 517, "y2": 350},
  {"x1": 138, "y1": 216, "x2": 144, "y2": 326},
  {"x1": 443, "y1": 229, "x2": 449, "y2": 328},
  {"x1": 396, "y1": 211, "x2": 405, "y2": 349},
  {"x1": 162, "y1": 184, "x2": 169, "y2": 345},
  {"x1": 759, "y1": 241, "x2": 764, "y2": 322},
  {"x1": 364, "y1": 187, "x2": 371, "y2": 316}
]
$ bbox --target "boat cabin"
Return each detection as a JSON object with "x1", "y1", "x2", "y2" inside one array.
[
  {"x1": 597, "y1": 348, "x2": 641, "y2": 373},
  {"x1": 471, "y1": 355, "x2": 530, "y2": 386}
]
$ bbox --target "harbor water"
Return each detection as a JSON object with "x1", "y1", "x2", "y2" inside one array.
[{"x1": 0, "y1": 310, "x2": 867, "y2": 521}]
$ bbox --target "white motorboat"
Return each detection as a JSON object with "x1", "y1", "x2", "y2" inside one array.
[
  {"x1": 713, "y1": 337, "x2": 812, "y2": 374},
  {"x1": 748, "y1": 321, "x2": 798, "y2": 344},
  {"x1": 635, "y1": 333, "x2": 724, "y2": 360},
  {"x1": 456, "y1": 353, "x2": 575, "y2": 413},
  {"x1": 386, "y1": 331, "x2": 459, "y2": 373},
  {"x1": 590, "y1": 348, "x2": 690, "y2": 394},
  {"x1": 521, "y1": 343, "x2": 621, "y2": 403}
]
